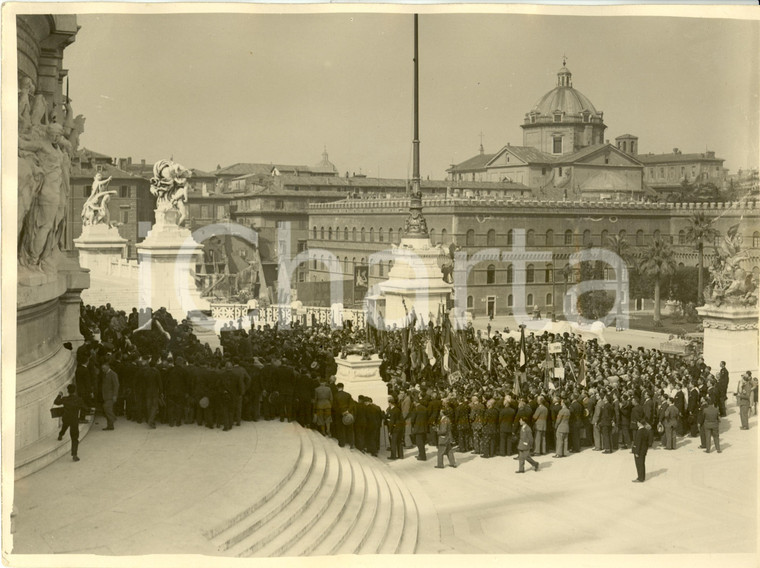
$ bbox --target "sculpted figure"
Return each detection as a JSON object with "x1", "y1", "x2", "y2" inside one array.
[
  {"x1": 82, "y1": 173, "x2": 115, "y2": 227},
  {"x1": 705, "y1": 225, "x2": 758, "y2": 307},
  {"x1": 149, "y1": 159, "x2": 192, "y2": 226},
  {"x1": 18, "y1": 122, "x2": 69, "y2": 270},
  {"x1": 18, "y1": 77, "x2": 34, "y2": 135}
]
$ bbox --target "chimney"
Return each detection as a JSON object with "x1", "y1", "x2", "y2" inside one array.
[{"x1": 141, "y1": 159, "x2": 146, "y2": 166}]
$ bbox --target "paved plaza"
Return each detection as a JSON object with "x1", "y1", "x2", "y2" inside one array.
[{"x1": 10, "y1": 396, "x2": 757, "y2": 562}]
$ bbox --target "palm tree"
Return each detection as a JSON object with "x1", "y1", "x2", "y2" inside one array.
[
  {"x1": 605, "y1": 235, "x2": 634, "y2": 326},
  {"x1": 684, "y1": 212, "x2": 718, "y2": 305},
  {"x1": 639, "y1": 237, "x2": 677, "y2": 327}
]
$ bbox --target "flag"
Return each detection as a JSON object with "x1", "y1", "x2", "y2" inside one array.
[
  {"x1": 518, "y1": 325, "x2": 527, "y2": 372},
  {"x1": 425, "y1": 339, "x2": 435, "y2": 367},
  {"x1": 578, "y1": 342, "x2": 587, "y2": 387},
  {"x1": 487, "y1": 350, "x2": 492, "y2": 373},
  {"x1": 513, "y1": 369, "x2": 522, "y2": 396},
  {"x1": 443, "y1": 345, "x2": 450, "y2": 373}
]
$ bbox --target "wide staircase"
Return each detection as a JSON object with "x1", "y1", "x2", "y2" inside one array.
[{"x1": 205, "y1": 426, "x2": 420, "y2": 557}]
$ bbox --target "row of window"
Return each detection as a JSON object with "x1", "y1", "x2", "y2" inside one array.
[
  {"x1": 81, "y1": 185, "x2": 136, "y2": 199},
  {"x1": 310, "y1": 226, "x2": 760, "y2": 249},
  {"x1": 646, "y1": 165, "x2": 721, "y2": 180},
  {"x1": 466, "y1": 293, "x2": 554, "y2": 309}
]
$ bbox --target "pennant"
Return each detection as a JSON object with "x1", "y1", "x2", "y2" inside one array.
[{"x1": 518, "y1": 326, "x2": 527, "y2": 372}]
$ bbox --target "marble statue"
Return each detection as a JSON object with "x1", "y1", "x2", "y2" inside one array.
[
  {"x1": 81, "y1": 173, "x2": 115, "y2": 227},
  {"x1": 705, "y1": 224, "x2": 758, "y2": 307},
  {"x1": 149, "y1": 159, "x2": 191, "y2": 226},
  {"x1": 18, "y1": 82, "x2": 73, "y2": 273}
]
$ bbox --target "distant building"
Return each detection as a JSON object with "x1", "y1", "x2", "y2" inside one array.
[{"x1": 634, "y1": 147, "x2": 726, "y2": 199}]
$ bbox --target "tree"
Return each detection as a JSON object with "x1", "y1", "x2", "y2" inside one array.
[
  {"x1": 684, "y1": 212, "x2": 718, "y2": 305},
  {"x1": 605, "y1": 235, "x2": 634, "y2": 324},
  {"x1": 639, "y1": 237, "x2": 677, "y2": 327}
]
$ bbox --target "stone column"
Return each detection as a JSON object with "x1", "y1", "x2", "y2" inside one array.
[{"x1": 335, "y1": 355, "x2": 388, "y2": 408}]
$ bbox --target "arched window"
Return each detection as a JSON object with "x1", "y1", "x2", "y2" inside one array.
[
  {"x1": 636, "y1": 230, "x2": 644, "y2": 246},
  {"x1": 653, "y1": 229, "x2": 661, "y2": 240},
  {"x1": 429, "y1": 228, "x2": 436, "y2": 244},
  {"x1": 487, "y1": 229, "x2": 496, "y2": 247},
  {"x1": 487, "y1": 264, "x2": 496, "y2": 284},
  {"x1": 564, "y1": 230, "x2": 573, "y2": 245},
  {"x1": 398, "y1": 227, "x2": 403, "y2": 242},
  {"x1": 467, "y1": 295, "x2": 474, "y2": 309},
  {"x1": 564, "y1": 264, "x2": 574, "y2": 283},
  {"x1": 526, "y1": 264, "x2": 535, "y2": 283},
  {"x1": 545, "y1": 263, "x2": 553, "y2": 283},
  {"x1": 320, "y1": 227, "x2": 324, "y2": 240},
  {"x1": 546, "y1": 293, "x2": 553, "y2": 306},
  {"x1": 441, "y1": 228, "x2": 448, "y2": 244},
  {"x1": 678, "y1": 262, "x2": 685, "y2": 268},
  {"x1": 678, "y1": 230, "x2": 686, "y2": 245},
  {"x1": 601, "y1": 229, "x2": 609, "y2": 244},
  {"x1": 527, "y1": 229, "x2": 535, "y2": 246},
  {"x1": 507, "y1": 264, "x2": 513, "y2": 283},
  {"x1": 379, "y1": 262, "x2": 384, "y2": 277},
  {"x1": 527, "y1": 293, "x2": 534, "y2": 306},
  {"x1": 507, "y1": 229, "x2": 514, "y2": 246},
  {"x1": 619, "y1": 230, "x2": 627, "y2": 240},
  {"x1": 583, "y1": 229, "x2": 592, "y2": 246},
  {"x1": 545, "y1": 229, "x2": 554, "y2": 247},
  {"x1": 352, "y1": 227, "x2": 357, "y2": 241},
  {"x1": 369, "y1": 227, "x2": 374, "y2": 242},
  {"x1": 753, "y1": 231, "x2": 760, "y2": 248},
  {"x1": 378, "y1": 228, "x2": 384, "y2": 242},
  {"x1": 466, "y1": 229, "x2": 475, "y2": 246},
  {"x1": 328, "y1": 227, "x2": 332, "y2": 240},
  {"x1": 344, "y1": 257, "x2": 349, "y2": 273},
  {"x1": 507, "y1": 294, "x2": 514, "y2": 307},
  {"x1": 352, "y1": 257, "x2": 356, "y2": 269},
  {"x1": 388, "y1": 228, "x2": 394, "y2": 244},
  {"x1": 344, "y1": 227, "x2": 349, "y2": 240},
  {"x1": 361, "y1": 227, "x2": 366, "y2": 242},
  {"x1": 312, "y1": 226, "x2": 317, "y2": 240}
]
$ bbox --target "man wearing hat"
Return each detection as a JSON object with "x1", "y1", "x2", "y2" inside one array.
[
  {"x1": 386, "y1": 396, "x2": 404, "y2": 460},
  {"x1": 55, "y1": 384, "x2": 93, "y2": 461},
  {"x1": 410, "y1": 396, "x2": 429, "y2": 461},
  {"x1": 736, "y1": 372, "x2": 753, "y2": 430},
  {"x1": 313, "y1": 378, "x2": 333, "y2": 437},
  {"x1": 365, "y1": 397, "x2": 384, "y2": 457}
]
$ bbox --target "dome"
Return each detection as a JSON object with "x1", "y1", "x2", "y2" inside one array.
[{"x1": 527, "y1": 66, "x2": 602, "y2": 119}]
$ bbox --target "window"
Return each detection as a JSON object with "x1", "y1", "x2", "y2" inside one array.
[
  {"x1": 369, "y1": 228, "x2": 374, "y2": 242},
  {"x1": 120, "y1": 185, "x2": 129, "y2": 198},
  {"x1": 378, "y1": 228, "x2": 384, "y2": 243},
  {"x1": 564, "y1": 264, "x2": 574, "y2": 283},
  {"x1": 120, "y1": 210, "x2": 129, "y2": 224},
  {"x1": 312, "y1": 227, "x2": 317, "y2": 240},
  {"x1": 507, "y1": 229, "x2": 513, "y2": 246},
  {"x1": 487, "y1": 264, "x2": 496, "y2": 284},
  {"x1": 352, "y1": 227, "x2": 357, "y2": 241},
  {"x1": 545, "y1": 229, "x2": 554, "y2": 247},
  {"x1": 553, "y1": 137, "x2": 562, "y2": 154},
  {"x1": 507, "y1": 294, "x2": 513, "y2": 307},
  {"x1": 546, "y1": 293, "x2": 553, "y2": 306},
  {"x1": 388, "y1": 228, "x2": 394, "y2": 243},
  {"x1": 564, "y1": 230, "x2": 573, "y2": 245},
  {"x1": 527, "y1": 293, "x2": 534, "y2": 306},
  {"x1": 441, "y1": 228, "x2": 448, "y2": 244},
  {"x1": 619, "y1": 230, "x2": 627, "y2": 240},
  {"x1": 352, "y1": 257, "x2": 356, "y2": 269},
  {"x1": 328, "y1": 227, "x2": 332, "y2": 240},
  {"x1": 275, "y1": 199, "x2": 284, "y2": 210},
  {"x1": 545, "y1": 264, "x2": 553, "y2": 283},
  {"x1": 466, "y1": 229, "x2": 475, "y2": 246},
  {"x1": 344, "y1": 257, "x2": 349, "y2": 273},
  {"x1": 361, "y1": 228, "x2": 366, "y2": 242},
  {"x1": 487, "y1": 229, "x2": 496, "y2": 247},
  {"x1": 320, "y1": 227, "x2": 325, "y2": 240},
  {"x1": 601, "y1": 229, "x2": 609, "y2": 244},
  {"x1": 583, "y1": 112, "x2": 590, "y2": 124},
  {"x1": 526, "y1": 229, "x2": 535, "y2": 247},
  {"x1": 467, "y1": 295, "x2": 474, "y2": 309},
  {"x1": 753, "y1": 231, "x2": 760, "y2": 248},
  {"x1": 681, "y1": 167, "x2": 685, "y2": 177},
  {"x1": 344, "y1": 227, "x2": 349, "y2": 240},
  {"x1": 530, "y1": 114, "x2": 536, "y2": 124},
  {"x1": 636, "y1": 230, "x2": 644, "y2": 246},
  {"x1": 660, "y1": 168, "x2": 665, "y2": 179},
  {"x1": 430, "y1": 228, "x2": 436, "y2": 243},
  {"x1": 526, "y1": 264, "x2": 535, "y2": 283},
  {"x1": 649, "y1": 168, "x2": 654, "y2": 179},
  {"x1": 507, "y1": 264, "x2": 513, "y2": 283},
  {"x1": 83, "y1": 186, "x2": 91, "y2": 198},
  {"x1": 653, "y1": 230, "x2": 661, "y2": 240},
  {"x1": 583, "y1": 229, "x2": 592, "y2": 246},
  {"x1": 553, "y1": 113, "x2": 562, "y2": 123},
  {"x1": 379, "y1": 262, "x2": 384, "y2": 277}
]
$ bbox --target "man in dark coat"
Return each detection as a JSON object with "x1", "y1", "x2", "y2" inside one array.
[
  {"x1": 100, "y1": 359, "x2": 119, "y2": 431},
  {"x1": 717, "y1": 362, "x2": 729, "y2": 417},
  {"x1": 75, "y1": 350, "x2": 93, "y2": 422},
  {"x1": 600, "y1": 395, "x2": 615, "y2": 453},
  {"x1": 455, "y1": 399, "x2": 471, "y2": 452},
  {"x1": 632, "y1": 419, "x2": 654, "y2": 482},
  {"x1": 426, "y1": 391, "x2": 442, "y2": 446},
  {"x1": 141, "y1": 358, "x2": 163, "y2": 429},
  {"x1": 687, "y1": 382, "x2": 700, "y2": 437},
  {"x1": 243, "y1": 358, "x2": 263, "y2": 421},
  {"x1": 365, "y1": 397, "x2": 383, "y2": 457},
  {"x1": 55, "y1": 384, "x2": 92, "y2": 461},
  {"x1": 700, "y1": 399, "x2": 721, "y2": 453},
  {"x1": 499, "y1": 396, "x2": 516, "y2": 456},
  {"x1": 482, "y1": 399, "x2": 499, "y2": 458},
  {"x1": 386, "y1": 397, "x2": 404, "y2": 460},
  {"x1": 569, "y1": 397, "x2": 584, "y2": 453},
  {"x1": 411, "y1": 397, "x2": 429, "y2": 461},
  {"x1": 354, "y1": 396, "x2": 368, "y2": 453},
  {"x1": 229, "y1": 358, "x2": 249, "y2": 426},
  {"x1": 275, "y1": 359, "x2": 296, "y2": 423},
  {"x1": 165, "y1": 357, "x2": 188, "y2": 427},
  {"x1": 334, "y1": 383, "x2": 355, "y2": 448}
]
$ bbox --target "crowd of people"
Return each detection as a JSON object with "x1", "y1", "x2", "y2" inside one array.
[{"x1": 55, "y1": 302, "x2": 758, "y2": 480}]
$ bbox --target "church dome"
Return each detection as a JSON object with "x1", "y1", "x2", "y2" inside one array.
[{"x1": 526, "y1": 65, "x2": 602, "y2": 121}]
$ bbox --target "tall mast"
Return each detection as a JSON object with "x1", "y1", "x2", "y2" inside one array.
[{"x1": 405, "y1": 14, "x2": 429, "y2": 238}]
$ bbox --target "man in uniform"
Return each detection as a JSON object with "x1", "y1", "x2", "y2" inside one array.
[
  {"x1": 700, "y1": 398, "x2": 721, "y2": 453},
  {"x1": 55, "y1": 384, "x2": 92, "y2": 461},
  {"x1": 499, "y1": 395, "x2": 516, "y2": 457},
  {"x1": 516, "y1": 416, "x2": 539, "y2": 473},
  {"x1": 632, "y1": 418, "x2": 654, "y2": 482},
  {"x1": 553, "y1": 398, "x2": 570, "y2": 458},
  {"x1": 410, "y1": 396, "x2": 429, "y2": 461},
  {"x1": 737, "y1": 372, "x2": 753, "y2": 430},
  {"x1": 386, "y1": 397, "x2": 404, "y2": 460},
  {"x1": 100, "y1": 359, "x2": 119, "y2": 431}
]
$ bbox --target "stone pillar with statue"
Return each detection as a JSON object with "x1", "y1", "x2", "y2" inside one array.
[
  {"x1": 136, "y1": 159, "x2": 209, "y2": 321},
  {"x1": 697, "y1": 225, "x2": 759, "y2": 391}
]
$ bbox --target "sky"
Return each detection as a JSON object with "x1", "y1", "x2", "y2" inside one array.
[{"x1": 61, "y1": 9, "x2": 760, "y2": 179}]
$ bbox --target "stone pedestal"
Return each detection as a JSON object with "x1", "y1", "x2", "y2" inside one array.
[
  {"x1": 379, "y1": 236, "x2": 452, "y2": 328},
  {"x1": 136, "y1": 208, "x2": 209, "y2": 321},
  {"x1": 335, "y1": 355, "x2": 388, "y2": 406},
  {"x1": 73, "y1": 224, "x2": 127, "y2": 275},
  {"x1": 697, "y1": 303, "x2": 758, "y2": 391}
]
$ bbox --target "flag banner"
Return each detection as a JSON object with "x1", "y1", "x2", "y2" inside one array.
[
  {"x1": 498, "y1": 355, "x2": 508, "y2": 368},
  {"x1": 449, "y1": 371, "x2": 462, "y2": 385},
  {"x1": 443, "y1": 346, "x2": 450, "y2": 372},
  {"x1": 518, "y1": 326, "x2": 527, "y2": 372},
  {"x1": 554, "y1": 367, "x2": 565, "y2": 379}
]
